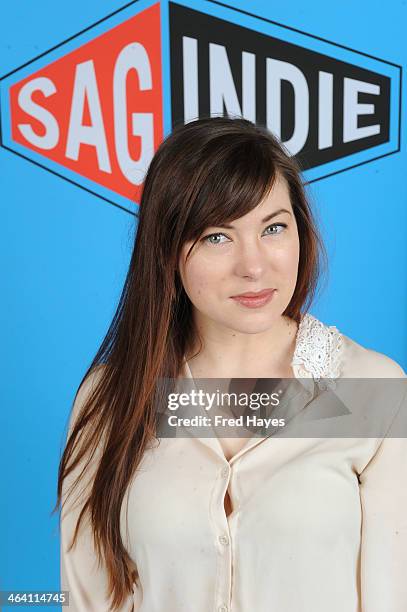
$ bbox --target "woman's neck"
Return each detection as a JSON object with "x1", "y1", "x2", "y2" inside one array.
[{"x1": 186, "y1": 315, "x2": 299, "y2": 379}]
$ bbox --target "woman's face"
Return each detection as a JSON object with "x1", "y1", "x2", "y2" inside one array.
[{"x1": 178, "y1": 174, "x2": 300, "y2": 336}]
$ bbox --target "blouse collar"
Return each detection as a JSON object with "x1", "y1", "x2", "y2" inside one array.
[{"x1": 292, "y1": 313, "x2": 344, "y2": 379}]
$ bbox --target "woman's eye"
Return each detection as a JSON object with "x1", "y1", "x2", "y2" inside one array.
[
  {"x1": 263, "y1": 223, "x2": 287, "y2": 235},
  {"x1": 202, "y1": 233, "x2": 228, "y2": 245}
]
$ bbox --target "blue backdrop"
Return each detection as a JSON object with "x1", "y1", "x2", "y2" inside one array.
[{"x1": 1, "y1": 1, "x2": 406, "y2": 610}]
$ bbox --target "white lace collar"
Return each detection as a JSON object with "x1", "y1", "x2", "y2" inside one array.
[{"x1": 292, "y1": 313, "x2": 344, "y2": 379}]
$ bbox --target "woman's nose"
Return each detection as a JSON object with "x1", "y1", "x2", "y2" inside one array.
[{"x1": 233, "y1": 241, "x2": 268, "y2": 279}]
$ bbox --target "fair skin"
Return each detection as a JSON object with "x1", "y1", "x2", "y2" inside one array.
[
  {"x1": 178, "y1": 173, "x2": 301, "y2": 380},
  {"x1": 178, "y1": 173, "x2": 301, "y2": 476}
]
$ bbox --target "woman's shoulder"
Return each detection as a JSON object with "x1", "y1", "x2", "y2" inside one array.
[
  {"x1": 69, "y1": 364, "x2": 107, "y2": 431},
  {"x1": 294, "y1": 313, "x2": 406, "y2": 379},
  {"x1": 340, "y1": 333, "x2": 406, "y2": 378}
]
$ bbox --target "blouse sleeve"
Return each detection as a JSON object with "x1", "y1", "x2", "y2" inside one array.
[
  {"x1": 60, "y1": 371, "x2": 142, "y2": 611},
  {"x1": 359, "y1": 389, "x2": 407, "y2": 611}
]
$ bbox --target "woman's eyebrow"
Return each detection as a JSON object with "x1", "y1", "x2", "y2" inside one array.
[{"x1": 215, "y1": 208, "x2": 292, "y2": 229}]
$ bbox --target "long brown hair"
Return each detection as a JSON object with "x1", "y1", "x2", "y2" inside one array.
[{"x1": 54, "y1": 116, "x2": 326, "y2": 609}]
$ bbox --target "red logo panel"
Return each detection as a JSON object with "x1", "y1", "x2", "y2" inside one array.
[{"x1": 10, "y1": 3, "x2": 163, "y2": 203}]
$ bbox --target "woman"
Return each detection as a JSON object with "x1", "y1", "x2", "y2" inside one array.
[{"x1": 56, "y1": 117, "x2": 406, "y2": 612}]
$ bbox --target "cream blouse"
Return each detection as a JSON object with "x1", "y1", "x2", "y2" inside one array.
[{"x1": 60, "y1": 313, "x2": 407, "y2": 611}]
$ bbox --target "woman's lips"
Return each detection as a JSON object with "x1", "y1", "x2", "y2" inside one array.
[{"x1": 230, "y1": 289, "x2": 276, "y2": 308}]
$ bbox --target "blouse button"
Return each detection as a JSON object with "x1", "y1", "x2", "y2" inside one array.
[
  {"x1": 218, "y1": 606, "x2": 228, "y2": 612},
  {"x1": 220, "y1": 467, "x2": 229, "y2": 478},
  {"x1": 218, "y1": 534, "x2": 229, "y2": 546}
]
